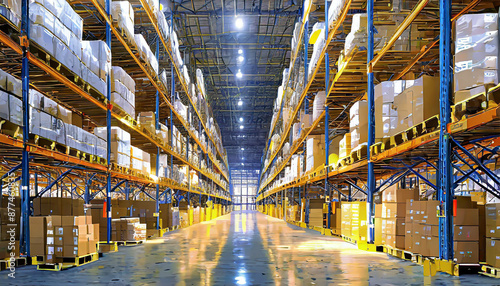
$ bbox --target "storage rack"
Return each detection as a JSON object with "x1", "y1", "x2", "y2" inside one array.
[
  {"x1": 256, "y1": 0, "x2": 499, "y2": 267},
  {"x1": 0, "y1": 0, "x2": 232, "y2": 256}
]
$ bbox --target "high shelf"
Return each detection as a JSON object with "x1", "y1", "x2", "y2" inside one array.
[
  {"x1": 256, "y1": 0, "x2": 498, "y2": 267},
  {"x1": 0, "y1": 0, "x2": 231, "y2": 256}
]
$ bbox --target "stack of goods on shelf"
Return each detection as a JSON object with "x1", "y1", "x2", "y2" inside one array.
[
  {"x1": 341, "y1": 202, "x2": 367, "y2": 242},
  {"x1": 486, "y1": 203, "x2": 500, "y2": 267},
  {"x1": 33, "y1": 197, "x2": 85, "y2": 216},
  {"x1": 290, "y1": 154, "x2": 303, "y2": 181},
  {"x1": 405, "y1": 197, "x2": 481, "y2": 263},
  {"x1": 171, "y1": 206, "x2": 180, "y2": 227},
  {"x1": 454, "y1": 13, "x2": 498, "y2": 103},
  {"x1": 375, "y1": 80, "x2": 407, "y2": 140},
  {"x1": 286, "y1": 205, "x2": 300, "y2": 221},
  {"x1": 339, "y1": 133, "x2": 351, "y2": 159},
  {"x1": 30, "y1": 215, "x2": 98, "y2": 262},
  {"x1": 137, "y1": 111, "x2": 156, "y2": 135},
  {"x1": 0, "y1": 0, "x2": 20, "y2": 26},
  {"x1": 306, "y1": 135, "x2": 325, "y2": 172},
  {"x1": 30, "y1": 0, "x2": 110, "y2": 96},
  {"x1": 344, "y1": 13, "x2": 424, "y2": 56},
  {"x1": 196, "y1": 69, "x2": 206, "y2": 98},
  {"x1": 308, "y1": 22, "x2": 326, "y2": 81},
  {"x1": 111, "y1": 218, "x2": 146, "y2": 241},
  {"x1": 111, "y1": 66, "x2": 136, "y2": 118},
  {"x1": 28, "y1": 87, "x2": 107, "y2": 160},
  {"x1": 0, "y1": 199, "x2": 20, "y2": 259},
  {"x1": 0, "y1": 70, "x2": 23, "y2": 130},
  {"x1": 159, "y1": 203, "x2": 172, "y2": 229},
  {"x1": 331, "y1": 203, "x2": 342, "y2": 235},
  {"x1": 134, "y1": 34, "x2": 159, "y2": 76},
  {"x1": 393, "y1": 75, "x2": 439, "y2": 134},
  {"x1": 171, "y1": 125, "x2": 183, "y2": 154},
  {"x1": 130, "y1": 146, "x2": 151, "y2": 175},
  {"x1": 174, "y1": 99, "x2": 188, "y2": 120},
  {"x1": 95, "y1": 126, "x2": 131, "y2": 168},
  {"x1": 313, "y1": 91, "x2": 326, "y2": 122},
  {"x1": 327, "y1": 0, "x2": 345, "y2": 28},
  {"x1": 349, "y1": 100, "x2": 368, "y2": 151},
  {"x1": 156, "y1": 6, "x2": 169, "y2": 43},
  {"x1": 375, "y1": 185, "x2": 418, "y2": 249},
  {"x1": 111, "y1": 1, "x2": 135, "y2": 46}
]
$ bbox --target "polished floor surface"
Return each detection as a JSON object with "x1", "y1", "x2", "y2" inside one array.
[{"x1": 1, "y1": 210, "x2": 498, "y2": 285}]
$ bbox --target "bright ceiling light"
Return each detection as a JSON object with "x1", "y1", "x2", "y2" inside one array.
[
  {"x1": 238, "y1": 49, "x2": 243, "y2": 54},
  {"x1": 240, "y1": 125, "x2": 244, "y2": 129},
  {"x1": 241, "y1": 163, "x2": 244, "y2": 166},
  {"x1": 235, "y1": 17, "x2": 244, "y2": 29},
  {"x1": 241, "y1": 147, "x2": 244, "y2": 151},
  {"x1": 238, "y1": 100, "x2": 243, "y2": 106},
  {"x1": 238, "y1": 56, "x2": 244, "y2": 62},
  {"x1": 239, "y1": 117, "x2": 243, "y2": 122},
  {"x1": 236, "y1": 69, "x2": 242, "y2": 78}
]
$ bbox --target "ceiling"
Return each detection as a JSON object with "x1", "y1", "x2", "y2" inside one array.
[{"x1": 169, "y1": 0, "x2": 302, "y2": 171}]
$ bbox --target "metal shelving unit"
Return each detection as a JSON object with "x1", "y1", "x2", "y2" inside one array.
[
  {"x1": 0, "y1": 0, "x2": 231, "y2": 256},
  {"x1": 256, "y1": 0, "x2": 499, "y2": 267}
]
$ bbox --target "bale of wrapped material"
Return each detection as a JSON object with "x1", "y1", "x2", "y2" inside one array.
[
  {"x1": 30, "y1": 24, "x2": 55, "y2": 56},
  {"x1": 328, "y1": 0, "x2": 345, "y2": 27},
  {"x1": 111, "y1": 66, "x2": 135, "y2": 95},
  {"x1": 82, "y1": 41, "x2": 111, "y2": 81},
  {"x1": 157, "y1": 9, "x2": 169, "y2": 41},
  {"x1": 196, "y1": 69, "x2": 205, "y2": 96},
  {"x1": 182, "y1": 65, "x2": 190, "y2": 85},
  {"x1": 112, "y1": 1, "x2": 135, "y2": 44}
]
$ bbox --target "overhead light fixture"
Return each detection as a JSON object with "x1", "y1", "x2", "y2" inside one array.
[
  {"x1": 238, "y1": 100, "x2": 243, "y2": 106},
  {"x1": 240, "y1": 125, "x2": 244, "y2": 129},
  {"x1": 235, "y1": 17, "x2": 244, "y2": 29},
  {"x1": 239, "y1": 117, "x2": 243, "y2": 122},
  {"x1": 242, "y1": 157, "x2": 245, "y2": 160},
  {"x1": 236, "y1": 69, "x2": 242, "y2": 79},
  {"x1": 241, "y1": 147, "x2": 244, "y2": 151},
  {"x1": 238, "y1": 56, "x2": 244, "y2": 63},
  {"x1": 238, "y1": 49, "x2": 243, "y2": 54},
  {"x1": 241, "y1": 163, "x2": 244, "y2": 166}
]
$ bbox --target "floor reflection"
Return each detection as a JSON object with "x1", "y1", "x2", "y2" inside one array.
[{"x1": 0, "y1": 210, "x2": 498, "y2": 285}]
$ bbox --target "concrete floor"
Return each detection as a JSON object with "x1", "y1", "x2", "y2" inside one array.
[{"x1": 1, "y1": 210, "x2": 498, "y2": 285}]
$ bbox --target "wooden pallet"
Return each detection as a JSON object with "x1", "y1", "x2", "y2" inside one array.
[
  {"x1": 0, "y1": 119, "x2": 22, "y2": 139},
  {"x1": 97, "y1": 242, "x2": 118, "y2": 253},
  {"x1": 1, "y1": 256, "x2": 28, "y2": 270},
  {"x1": 116, "y1": 240, "x2": 144, "y2": 246},
  {"x1": 37, "y1": 252, "x2": 99, "y2": 271}
]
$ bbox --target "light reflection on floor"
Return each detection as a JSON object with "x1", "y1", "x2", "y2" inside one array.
[{"x1": 0, "y1": 210, "x2": 498, "y2": 285}]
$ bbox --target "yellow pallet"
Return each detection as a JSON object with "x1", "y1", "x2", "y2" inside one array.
[
  {"x1": 97, "y1": 241, "x2": 118, "y2": 253},
  {"x1": 480, "y1": 264, "x2": 500, "y2": 278},
  {"x1": 37, "y1": 252, "x2": 99, "y2": 271}
]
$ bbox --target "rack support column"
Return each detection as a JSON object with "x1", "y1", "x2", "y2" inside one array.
[
  {"x1": 366, "y1": 0, "x2": 376, "y2": 244},
  {"x1": 105, "y1": 0, "x2": 112, "y2": 244},
  {"x1": 438, "y1": 0, "x2": 453, "y2": 260},
  {"x1": 20, "y1": 0, "x2": 30, "y2": 256}
]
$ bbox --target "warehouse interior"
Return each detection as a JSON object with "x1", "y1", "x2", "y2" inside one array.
[{"x1": 0, "y1": 0, "x2": 500, "y2": 284}]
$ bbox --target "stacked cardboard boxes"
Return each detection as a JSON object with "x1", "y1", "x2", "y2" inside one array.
[
  {"x1": 308, "y1": 199, "x2": 324, "y2": 228},
  {"x1": 134, "y1": 34, "x2": 159, "y2": 76},
  {"x1": 111, "y1": 218, "x2": 146, "y2": 241},
  {"x1": 454, "y1": 14, "x2": 499, "y2": 102},
  {"x1": 30, "y1": 215, "x2": 98, "y2": 263},
  {"x1": 405, "y1": 198, "x2": 481, "y2": 263},
  {"x1": 486, "y1": 203, "x2": 500, "y2": 267},
  {"x1": 393, "y1": 76, "x2": 440, "y2": 134},
  {"x1": 306, "y1": 135, "x2": 325, "y2": 172},
  {"x1": 375, "y1": 80, "x2": 410, "y2": 140},
  {"x1": 111, "y1": 1, "x2": 135, "y2": 47},
  {"x1": 130, "y1": 146, "x2": 151, "y2": 175},
  {"x1": 111, "y1": 66, "x2": 135, "y2": 118},
  {"x1": 0, "y1": 199, "x2": 21, "y2": 259},
  {"x1": 95, "y1": 126, "x2": 131, "y2": 168},
  {"x1": 341, "y1": 202, "x2": 367, "y2": 242},
  {"x1": 339, "y1": 133, "x2": 351, "y2": 158},
  {"x1": 378, "y1": 185, "x2": 418, "y2": 249},
  {"x1": 33, "y1": 197, "x2": 85, "y2": 216},
  {"x1": 349, "y1": 101, "x2": 368, "y2": 150}
]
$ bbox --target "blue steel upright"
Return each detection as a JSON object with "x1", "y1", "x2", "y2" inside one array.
[
  {"x1": 105, "y1": 0, "x2": 112, "y2": 243},
  {"x1": 324, "y1": 0, "x2": 330, "y2": 229},
  {"x1": 366, "y1": 0, "x2": 375, "y2": 243},
  {"x1": 20, "y1": 0, "x2": 30, "y2": 256},
  {"x1": 155, "y1": 33, "x2": 160, "y2": 230},
  {"x1": 438, "y1": 0, "x2": 453, "y2": 260}
]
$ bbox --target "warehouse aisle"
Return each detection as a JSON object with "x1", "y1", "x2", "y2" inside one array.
[{"x1": 1, "y1": 211, "x2": 498, "y2": 285}]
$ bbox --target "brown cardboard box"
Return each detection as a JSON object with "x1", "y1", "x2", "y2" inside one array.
[
  {"x1": 88, "y1": 240, "x2": 97, "y2": 254},
  {"x1": 405, "y1": 234, "x2": 413, "y2": 252},
  {"x1": 54, "y1": 246, "x2": 64, "y2": 257},
  {"x1": 31, "y1": 243, "x2": 45, "y2": 257},
  {"x1": 375, "y1": 204, "x2": 382, "y2": 218},
  {"x1": 383, "y1": 218, "x2": 406, "y2": 236},
  {"x1": 422, "y1": 224, "x2": 439, "y2": 237},
  {"x1": 454, "y1": 85, "x2": 489, "y2": 104},
  {"x1": 375, "y1": 218, "x2": 383, "y2": 245},
  {"x1": 382, "y1": 185, "x2": 419, "y2": 203},
  {"x1": 422, "y1": 201, "x2": 439, "y2": 225},
  {"x1": 454, "y1": 241, "x2": 479, "y2": 264},
  {"x1": 412, "y1": 236, "x2": 422, "y2": 254},
  {"x1": 486, "y1": 238, "x2": 500, "y2": 267},
  {"x1": 54, "y1": 236, "x2": 63, "y2": 246},
  {"x1": 455, "y1": 68, "x2": 498, "y2": 91},
  {"x1": 455, "y1": 196, "x2": 477, "y2": 209},
  {"x1": 425, "y1": 235, "x2": 439, "y2": 257},
  {"x1": 0, "y1": 240, "x2": 19, "y2": 259},
  {"x1": 382, "y1": 203, "x2": 406, "y2": 218},
  {"x1": 455, "y1": 208, "x2": 479, "y2": 226},
  {"x1": 454, "y1": 226, "x2": 479, "y2": 241},
  {"x1": 386, "y1": 234, "x2": 405, "y2": 249},
  {"x1": 61, "y1": 216, "x2": 77, "y2": 227}
]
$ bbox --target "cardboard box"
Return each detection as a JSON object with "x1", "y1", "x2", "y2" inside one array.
[
  {"x1": 382, "y1": 185, "x2": 419, "y2": 203},
  {"x1": 486, "y1": 238, "x2": 500, "y2": 267},
  {"x1": 454, "y1": 241, "x2": 479, "y2": 264},
  {"x1": 339, "y1": 133, "x2": 351, "y2": 158},
  {"x1": 374, "y1": 218, "x2": 383, "y2": 245},
  {"x1": 385, "y1": 234, "x2": 405, "y2": 249},
  {"x1": 454, "y1": 226, "x2": 479, "y2": 241},
  {"x1": 382, "y1": 203, "x2": 406, "y2": 219},
  {"x1": 455, "y1": 208, "x2": 479, "y2": 226},
  {"x1": 455, "y1": 68, "x2": 498, "y2": 91},
  {"x1": 422, "y1": 201, "x2": 439, "y2": 225}
]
